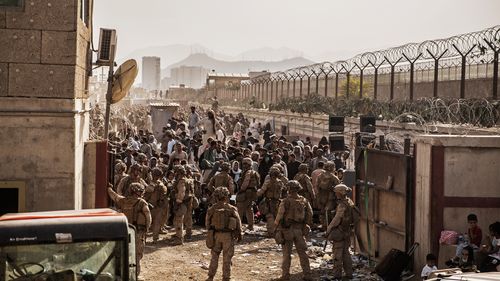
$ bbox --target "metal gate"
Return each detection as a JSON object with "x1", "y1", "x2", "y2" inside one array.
[{"x1": 354, "y1": 147, "x2": 414, "y2": 260}]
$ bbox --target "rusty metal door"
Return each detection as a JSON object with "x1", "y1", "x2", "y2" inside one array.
[{"x1": 354, "y1": 148, "x2": 414, "y2": 260}]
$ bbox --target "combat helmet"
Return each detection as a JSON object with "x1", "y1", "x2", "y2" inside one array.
[
  {"x1": 151, "y1": 167, "x2": 163, "y2": 178},
  {"x1": 286, "y1": 180, "x2": 303, "y2": 192},
  {"x1": 269, "y1": 166, "x2": 281, "y2": 178},
  {"x1": 242, "y1": 157, "x2": 253, "y2": 166},
  {"x1": 213, "y1": 186, "x2": 230, "y2": 201},
  {"x1": 298, "y1": 163, "x2": 308, "y2": 173},
  {"x1": 220, "y1": 162, "x2": 231, "y2": 172},
  {"x1": 173, "y1": 165, "x2": 186, "y2": 175},
  {"x1": 324, "y1": 161, "x2": 336, "y2": 172},
  {"x1": 136, "y1": 153, "x2": 148, "y2": 163},
  {"x1": 334, "y1": 184, "x2": 351, "y2": 195},
  {"x1": 130, "y1": 183, "x2": 145, "y2": 194}
]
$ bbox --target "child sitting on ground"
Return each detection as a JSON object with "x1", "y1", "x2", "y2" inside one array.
[
  {"x1": 421, "y1": 253, "x2": 438, "y2": 280},
  {"x1": 467, "y1": 214, "x2": 483, "y2": 248},
  {"x1": 445, "y1": 245, "x2": 477, "y2": 272},
  {"x1": 453, "y1": 214, "x2": 483, "y2": 261}
]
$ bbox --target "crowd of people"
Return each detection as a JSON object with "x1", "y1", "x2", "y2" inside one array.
[
  {"x1": 104, "y1": 104, "x2": 500, "y2": 281},
  {"x1": 106, "y1": 104, "x2": 354, "y2": 281}
]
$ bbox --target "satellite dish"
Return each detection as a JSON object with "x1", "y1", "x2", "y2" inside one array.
[{"x1": 111, "y1": 59, "x2": 138, "y2": 104}]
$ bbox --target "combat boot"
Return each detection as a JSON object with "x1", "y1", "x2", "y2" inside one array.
[{"x1": 170, "y1": 236, "x2": 184, "y2": 246}]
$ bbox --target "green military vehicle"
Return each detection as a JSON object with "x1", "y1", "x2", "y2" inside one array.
[{"x1": 0, "y1": 209, "x2": 137, "y2": 281}]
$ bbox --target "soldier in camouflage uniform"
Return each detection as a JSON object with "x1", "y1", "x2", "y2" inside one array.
[
  {"x1": 108, "y1": 183, "x2": 151, "y2": 278},
  {"x1": 316, "y1": 161, "x2": 340, "y2": 230},
  {"x1": 136, "y1": 153, "x2": 152, "y2": 184},
  {"x1": 274, "y1": 180, "x2": 313, "y2": 281},
  {"x1": 207, "y1": 162, "x2": 235, "y2": 204},
  {"x1": 117, "y1": 163, "x2": 148, "y2": 197},
  {"x1": 257, "y1": 166, "x2": 285, "y2": 237},
  {"x1": 172, "y1": 165, "x2": 195, "y2": 244},
  {"x1": 293, "y1": 163, "x2": 316, "y2": 206},
  {"x1": 205, "y1": 187, "x2": 242, "y2": 281},
  {"x1": 145, "y1": 167, "x2": 169, "y2": 243},
  {"x1": 236, "y1": 158, "x2": 260, "y2": 230},
  {"x1": 326, "y1": 184, "x2": 355, "y2": 280},
  {"x1": 114, "y1": 161, "x2": 128, "y2": 188}
]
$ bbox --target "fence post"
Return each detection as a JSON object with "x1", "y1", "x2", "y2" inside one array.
[
  {"x1": 494, "y1": 50, "x2": 499, "y2": 100},
  {"x1": 452, "y1": 44, "x2": 476, "y2": 99},
  {"x1": 484, "y1": 39, "x2": 499, "y2": 100},
  {"x1": 384, "y1": 57, "x2": 402, "y2": 100},
  {"x1": 269, "y1": 79, "x2": 273, "y2": 104},
  {"x1": 335, "y1": 72, "x2": 339, "y2": 99},
  {"x1": 346, "y1": 71, "x2": 351, "y2": 98},
  {"x1": 403, "y1": 53, "x2": 423, "y2": 101},
  {"x1": 299, "y1": 75, "x2": 303, "y2": 98}
]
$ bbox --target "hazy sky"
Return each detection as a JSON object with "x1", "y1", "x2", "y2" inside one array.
[{"x1": 93, "y1": 0, "x2": 500, "y2": 61}]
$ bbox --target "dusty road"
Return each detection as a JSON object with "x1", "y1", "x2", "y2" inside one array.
[{"x1": 141, "y1": 224, "x2": 381, "y2": 281}]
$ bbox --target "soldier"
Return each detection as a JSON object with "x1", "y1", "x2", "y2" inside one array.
[
  {"x1": 294, "y1": 164, "x2": 316, "y2": 206},
  {"x1": 117, "y1": 163, "x2": 148, "y2": 197},
  {"x1": 145, "y1": 167, "x2": 169, "y2": 243},
  {"x1": 257, "y1": 166, "x2": 285, "y2": 237},
  {"x1": 172, "y1": 165, "x2": 195, "y2": 244},
  {"x1": 274, "y1": 180, "x2": 313, "y2": 281},
  {"x1": 205, "y1": 187, "x2": 242, "y2": 281},
  {"x1": 108, "y1": 183, "x2": 151, "y2": 278},
  {"x1": 136, "y1": 153, "x2": 152, "y2": 183},
  {"x1": 326, "y1": 184, "x2": 355, "y2": 280},
  {"x1": 316, "y1": 161, "x2": 340, "y2": 230},
  {"x1": 114, "y1": 161, "x2": 128, "y2": 188},
  {"x1": 207, "y1": 162, "x2": 235, "y2": 202},
  {"x1": 236, "y1": 157, "x2": 260, "y2": 230}
]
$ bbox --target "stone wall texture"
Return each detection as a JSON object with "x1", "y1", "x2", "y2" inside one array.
[{"x1": 0, "y1": 0, "x2": 91, "y2": 212}]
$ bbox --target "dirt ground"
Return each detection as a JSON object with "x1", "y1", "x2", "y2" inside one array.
[{"x1": 141, "y1": 223, "x2": 380, "y2": 281}]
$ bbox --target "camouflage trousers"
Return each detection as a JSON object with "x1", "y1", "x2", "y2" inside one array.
[
  {"x1": 281, "y1": 227, "x2": 311, "y2": 280},
  {"x1": 264, "y1": 199, "x2": 280, "y2": 236},
  {"x1": 332, "y1": 239, "x2": 353, "y2": 279},
  {"x1": 136, "y1": 229, "x2": 146, "y2": 275},
  {"x1": 236, "y1": 199, "x2": 254, "y2": 229},
  {"x1": 173, "y1": 202, "x2": 193, "y2": 241},
  {"x1": 208, "y1": 232, "x2": 235, "y2": 281},
  {"x1": 151, "y1": 205, "x2": 168, "y2": 241}
]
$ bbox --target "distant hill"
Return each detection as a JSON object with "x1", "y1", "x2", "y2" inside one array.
[
  {"x1": 119, "y1": 44, "x2": 232, "y2": 69},
  {"x1": 235, "y1": 47, "x2": 305, "y2": 61},
  {"x1": 162, "y1": 53, "x2": 315, "y2": 78}
]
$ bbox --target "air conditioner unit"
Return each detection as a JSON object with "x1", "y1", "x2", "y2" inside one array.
[{"x1": 96, "y1": 28, "x2": 117, "y2": 66}]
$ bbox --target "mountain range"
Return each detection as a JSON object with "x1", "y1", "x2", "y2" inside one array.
[
  {"x1": 161, "y1": 53, "x2": 314, "y2": 78},
  {"x1": 120, "y1": 44, "x2": 316, "y2": 83}
]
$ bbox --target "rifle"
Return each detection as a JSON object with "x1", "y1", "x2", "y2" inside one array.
[{"x1": 323, "y1": 209, "x2": 330, "y2": 251}]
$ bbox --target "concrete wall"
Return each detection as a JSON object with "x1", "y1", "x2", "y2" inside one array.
[
  {"x1": 413, "y1": 135, "x2": 500, "y2": 272},
  {"x1": 0, "y1": 0, "x2": 91, "y2": 212}
]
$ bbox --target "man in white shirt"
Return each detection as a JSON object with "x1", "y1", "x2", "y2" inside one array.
[{"x1": 188, "y1": 106, "x2": 200, "y2": 137}]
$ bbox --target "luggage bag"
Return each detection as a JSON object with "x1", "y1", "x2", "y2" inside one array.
[{"x1": 375, "y1": 243, "x2": 419, "y2": 281}]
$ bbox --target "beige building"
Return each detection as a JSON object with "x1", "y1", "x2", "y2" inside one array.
[
  {"x1": 0, "y1": 0, "x2": 92, "y2": 213},
  {"x1": 206, "y1": 72, "x2": 249, "y2": 90},
  {"x1": 142, "y1": 56, "x2": 161, "y2": 91},
  {"x1": 170, "y1": 65, "x2": 209, "y2": 89}
]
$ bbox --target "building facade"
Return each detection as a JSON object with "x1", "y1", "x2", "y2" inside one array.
[
  {"x1": 142, "y1": 56, "x2": 160, "y2": 91},
  {"x1": 0, "y1": 0, "x2": 92, "y2": 213},
  {"x1": 170, "y1": 65, "x2": 209, "y2": 89}
]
